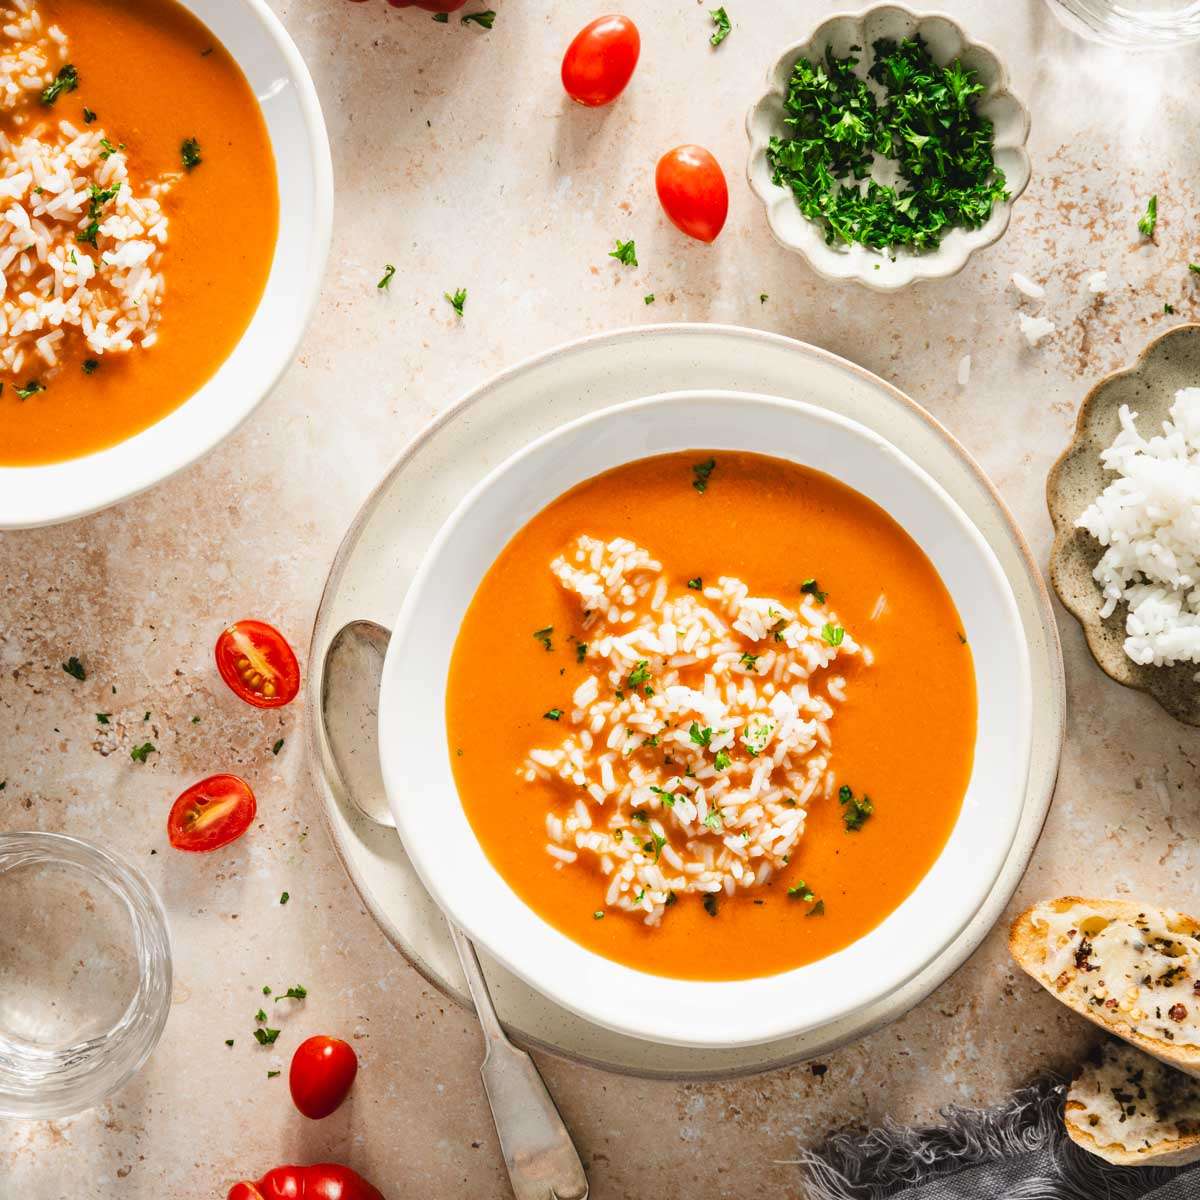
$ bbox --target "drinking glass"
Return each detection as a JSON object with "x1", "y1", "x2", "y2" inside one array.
[{"x1": 1046, "y1": 0, "x2": 1200, "y2": 47}]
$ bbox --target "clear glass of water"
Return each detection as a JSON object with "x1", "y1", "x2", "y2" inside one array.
[
  {"x1": 1047, "y1": 0, "x2": 1200, "y2": 46},
  {"x1": 0, "y1": 832, "x2": 171, "y2": 1119}
]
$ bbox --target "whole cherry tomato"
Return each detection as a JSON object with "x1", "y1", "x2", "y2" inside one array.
[
  {"x1": 290, "y1": 1036, "x2": 359, "y2": 1120},
  {"x1": 228, "y1": 1164, "x2": 384, "y2": 1200},
  {"x1": 167, "y1": 775, "x2": 256, "y2": 853},
  {"x1": 561, "y1": 15, "x2": 640, "y2": 107},
  {"x1": 215, "y1": 619, "x2": 300, "y2": 708},
  {"x1": 655, "y1": 145, "x2": 729, "y2": 243}
]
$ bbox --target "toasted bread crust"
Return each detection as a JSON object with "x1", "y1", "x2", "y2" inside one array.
[
  {"x1": 1010, "y1": 897, "x2": 1200, "y2": 1079},
  {"x1": 1064, "y1": 1101, "x2": 1200, "y2": 1167}
]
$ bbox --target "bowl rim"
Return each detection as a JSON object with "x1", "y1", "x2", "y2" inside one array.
[
  {"x1": 744, "y1": 3, "x2": 1032, "y2": 292},
  {"x1": 0, "y1": 0, "x2": 334, "y2": 529},
  {"x1": 378, "y1": 387, "x2": 1034, "y2": 1048}
]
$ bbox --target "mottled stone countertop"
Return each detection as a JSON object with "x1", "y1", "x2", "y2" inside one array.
[{"x1": 3, "y1": 1, "x2": 1200, "y2": 1196}]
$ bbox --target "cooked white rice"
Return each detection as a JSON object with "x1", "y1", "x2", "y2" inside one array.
[
  {"x1": 0, "y1": 0, "x2": 170, "y2": 379},
  {"x1": 524, "y1": 535, "x2": 870, "y2": 924},
  {"x1": 1076, "y1": 387, "x2": 1200, "y2": 671}
]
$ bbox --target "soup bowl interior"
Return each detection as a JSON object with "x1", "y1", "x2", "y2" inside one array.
[
  {"x1": 0, "y1": 0, "x2": 332, "y2": 529},
  {"x1": 378, "y1": 391, "x2": 1032, "y2": 1048}
]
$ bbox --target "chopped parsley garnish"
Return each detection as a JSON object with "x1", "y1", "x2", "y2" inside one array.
[
  {"x1": 41, "y1": 64, "x2": 78, "y2": 106},
  {"x1": 644, "y1": 293, "x2": 655, "y2": 304},
  {"x1": 543, "y1": 708, "x2": 563, "y2": 721},
  {"x1": 96, "y1": 712, "x2": 110, "y2": 724},
  {"x1": 691, "y1": 457, "x2": 716, "y2": 494},
  {"x1": 255, "y1": 1008, "x2": 267, "y2": 1022},
  {"x1": 62, "y1": 655, "x2": 86, "y2": 680},
  {"x1": 801, "y1": 578, "x2": 827, "y2": 604},
  {"x1": 462, "y1": 10, "x2": 495, "y2": 27},
  {"x1": 432, "y1": 10, "x2": 449, "y2": 20},
  {"x1": 272, "y1": 738, "x2": 284, "y2": 756},
  {"x1": 1165, "y1": 302, "x2": 1176, "y2": 315},
  {"x1": 593, "y1": 910, "x2": 604, "y2": 919},
  {"x1": 643, "y1": 833, "x2": 667, "y2": 862},
  {"x1": 575, "y1": 642, "x2": 588, "y2": 664},
  {"x1": 181, "y1": 137, "x2": 203, "y2": 170},
  {"x1": 627, "y1": 660, "x2": 651, "y2": 688},
  {"x1": 702, "y1": 893, "x2": 719, "y2": 917},
  {"x1": 767, "y1": 37, "x2": 1007, "y2": 252},
  {"x1": 714, "y1": 749, "x2": 731, "y2": 771},
  {"x1": 130, "y1": 742, "x2": 156, "y2": 763},
  {"x1": 788, "y1": 881, "x2": 815, "y2": 901},
  {"x1": 16, "y1": 380, "x2": 45, "y2": 400},
  {"x1": 839, "y1": 784, "x2": 874, "y2": 831},
  {"x1": 650, "y1": 785, "x2": 676, "y2": 807},
  {"x1": 279, "y1": 891, "x2": 289, "y2": 904},
  {"x1": 1138, "y1": 194, "x2": 1158, "y2": 238},
  {"x1": 759, "y1": 293, "x2": 768, "y2": 303},
  {"x1": 275, "y1": 985, "x2": 308, "y2": 1002},
  {"x1": 533, "y1": 625, "x2": 553, "y2": 651},
  {"x1": 377, "y1": 263, "x2": 396, "y2": 290},
  {"x1": 82, "y1": 359, "x2": 99, "y2": 374},
  {"x1": 709, "y1": 7, "x2": 731, "y2": 46},
  {"x1": 83, "y1": 107, "x2": 97, "y2": 124},
  {"x1": 99, "y1": 138, "x2": 121, "y2": 160},
  {"x1": 642, "y1": 734, "x2": 660, "y2": 748},
  {"x1": 608, "y1": 238, "x2": 638, "y2": 267},
  {"x1": 687, "y1": 577, "x2": 703, "y2": 590},
  {"x1": 262, "y1": 986, "x2": 271, "y2": 995},
  {"x1": 631, "y1": 809, "x2": 649, "y2": 822},
  {"x1": 224, "y1": 1039, "x2": 234, "y2": 1047},
  {"x1": 739, "y1": 652, "x2": 759, "y2": 671},
  {"x1": 267, "y1": 1070, "x2": 281, "y2": 1078},
  {"x1": 807, "y1": 899, "x2": 826, "y2": 917},
  {"x1": 703, "y1": 810, "x2": 723, "y2": 832},
  {"x1": 445, "y1": 287, "x2": 467, "y2": 317},
  {"x1": 253, "y1": 1027, "x2": 280, "y2": 1046},
  {"x1": 821, "y1": 623, "x2": 845, "y2": 647},
  {"x1": 689, "y1": 722, "x2": 713, "y2": 748},
  {"x1": 77, "y1": 182, "x2": 121, "y2": 247}
]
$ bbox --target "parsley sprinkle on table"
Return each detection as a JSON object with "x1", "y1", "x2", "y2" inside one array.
[
  {"x1": 253, "y1": 1027, "x2": 280, "y2": 1046},
  {"x1": 759, "y1": 293, "x2": 768, "y2": 303},
  {"x1": 377, "y1": 263, "x2": 396, "y2": 290},
  {"x1": 691, "y1": 457, "x2": 716, "y2": 493},
  {"x1": 272, "y1": 738, "x2": 284, "y2": 756},
  {"x1": 130, "y1": 742, "x2": 156, "y2": 763},
  {"x1": 181, "y1": 137, "x2": 202, "y2": 171},
  {"x1": 609, "y1": 238, "x2": 638, "y2": 267},
  {"x1": 1190, "y1": 263, "x2": 1200, "y2": 275},
  {"x1": 225, "y1": 1039, "x2": 234, "y2": 1047},
  {"x1": 445, "y1": 287, "x2": 467, "y2": 317},
  {"x1": 767, "y1": 37, "x2": 1006, "y2": 252},
  {"x1": 432, "y1": 11, "x2": 448, "y2": 20},
  {"x1": 644, "y1": 293, "x2": 655, "y2": 304},
  {"x1": 1165, "y1": 302, "x2": 1176, "y2": 315},
  {"x1": 62, "y1": 656, "x2": 86, "y2": 680},
  {"x1": 1138, "y1": 194, "x2": 1158, "y2": 238},
  {"x1": 276, "y1": 984, "x2": 307, "y2": 1002},
  {"x1": 710, "y1": 7, "x2": 731, "y2": 46},
  {"x1": 462, "y1": 10, "x2": 495, "y2": 27},
  {"x1": 279, "y1": 891, "x2": 289, "y2": 905},
  {"x1": 41, "y1": 64, "x2": 77, "y2": 105},
  {"x1": 267, "y1": 1069, "x2": 281, "y2": 1078}
]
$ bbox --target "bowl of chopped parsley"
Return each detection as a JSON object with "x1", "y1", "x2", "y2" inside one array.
[{"x1": 746, "y1": 6, "x2": 1030, "y2": 291}]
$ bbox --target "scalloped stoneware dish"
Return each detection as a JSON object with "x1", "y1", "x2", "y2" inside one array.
[
  {"x1": 745, "y1": 5, "x2": 1031, "y2": 292},
  {"x1": 1048, "y1": 324, "x2": 1200, "y2": 726},
  {"x1": 0, "y1": 0, "x2": 332, "y2": 529},
  {"x1": 378, "y1": 389, "x2": 1033, "y2": 1049}
]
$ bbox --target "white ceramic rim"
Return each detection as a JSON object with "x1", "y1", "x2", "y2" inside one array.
[
  {"x1": 378, "y1": 389, "x2": 1034, "y2": 1049},
  {"x1": 744, "y1": 4, "x2": 1033, "y2": 292},
  {"x1": 0, "y1": 0, "x2": 334, "y2": 529}
]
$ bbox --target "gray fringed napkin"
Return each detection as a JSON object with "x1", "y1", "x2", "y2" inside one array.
[{"x1": 790, "y1": 1079, "x2": 1200, "y2": 1200}]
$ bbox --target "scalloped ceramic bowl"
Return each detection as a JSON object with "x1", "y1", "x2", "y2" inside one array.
[
  {"x1": 1047, "y1": 324, "x2": 1200, "y2": 726},
  {"x1": 746, "y1": 5, "x2": 1031, "y2": 292}
]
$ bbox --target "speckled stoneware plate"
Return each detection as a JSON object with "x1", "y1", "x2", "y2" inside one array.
[
  {"x1": 1047, "y1": 323, "x2": 1200, "y2": 726},
  {"x1": 305, "y1": 324, "x2": 1065, "y2": 1080}
]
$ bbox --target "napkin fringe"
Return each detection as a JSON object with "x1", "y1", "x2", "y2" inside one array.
[{"x1": 789, "y1": 1077, "x2": 1179, "y2": 1200}]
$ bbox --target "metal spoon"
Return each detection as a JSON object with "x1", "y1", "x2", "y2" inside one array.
[{"x1": 321, "y1": 620, "x2": 589, "y2": 1200}]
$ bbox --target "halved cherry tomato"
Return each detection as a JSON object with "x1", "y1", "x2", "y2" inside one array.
[
  {"x1": 655, "y1": 145, "x2": 729, "y2": 243},
  {"x1": 168, "y1": 775, "x2": 256, "y2": 853},
  {"x1": 215, "y1": 620, "x2": 300, "y2": 709},
  {"x1": 228, "y1": 1163, "x2": 384, "y2": 1200},
  {"x1": 561, "y1": 15, "x2": 640, "y2": 108},
  {"x1": 290, "y1": 1036, "x2": 359, "y2": 1120}
]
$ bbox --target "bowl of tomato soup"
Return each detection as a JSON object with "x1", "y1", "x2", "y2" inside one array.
[
  {"x1": 378, "y1": 390, "x2": 1033, "y2": 1049},
  {"x1": 0, "y1": 0, "x2": 331, "y2": 527}
]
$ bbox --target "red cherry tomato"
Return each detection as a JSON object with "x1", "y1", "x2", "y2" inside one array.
[
  {"x1": 167, "y1": 775, "x2": 256, "y2": 853},
  {"x1": 561, "y1": 15, "x2": 640, "y2": 108},
  {"x1": 228, "y1": 1163, "x2": 384, "y2": 1200},
  {"x1": 215, "y1": 620, "x2": 300, "y2": 709},
  {"x1": 655, "y1": 145, "x2": 729, "y2": 243},
  {"x1": 289, "y1": 1036, "x2": 359, "y2": 1120}
]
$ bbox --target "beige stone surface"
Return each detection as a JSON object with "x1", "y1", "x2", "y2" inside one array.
[{"x1": 2, "y1": 0, "x2": 1200, "y2": 1196}]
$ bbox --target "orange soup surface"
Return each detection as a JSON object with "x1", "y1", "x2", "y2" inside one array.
[
  {"x1": 447, "y1": 451, "x2": 977, "y2": 981},
  {"x1": 0, "y1": 0, "x2": 278, "y2": 465}
]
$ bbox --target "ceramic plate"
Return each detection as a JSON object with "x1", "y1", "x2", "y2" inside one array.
[
  {"x1": 305, "y1": 324, "x2": 1065, "y2": 1078},
  {"x1": 1047, "y1": 323, "x2": 1200, "y2": 725}
]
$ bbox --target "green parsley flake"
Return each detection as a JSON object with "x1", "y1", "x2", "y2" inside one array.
[
  {"x1": 224, "y1": 1039, "x2": 234, "y2": 1047},
  {"x1": 275, "y1": 985, "x2": 308, "y2": 1002},
  {"x1": 759, "y1": 293, "x2": 768, "y2": 303},
  {"x1": 689, "y1": 722, "x2": 713, "y2": 748},
  {"x1": 533, "y1": 625, "x2": 553, "y2": 651},
  {"x1": 445, "y1": 287, "x2": 467, "y2": 317},
  {"x1": 377, "y1": 263, "x2": 396, "y2": 290},
  {"x1": 1190, "y1": 264, "x2": 1200, "y2": 275},
  {"x1": 800, "y1": 578, "x2": 827, "y2": 604},
  {"x1": 609, "y1": 238, "x2": 638, "y2": 267},
  {"x1": 714, "y1": 749, "x2": 731, "y2": 771},
  {"x1": 62, "y1": 655, "x2": 86, "y2": 680},
  {"x1": 702, "y1": 893, "x2": 719, "y2": 917},
  {"x1": 627, "y1": 660, "x2": 651, "y2": 688},
  {"x1": 575, "y1": 642, "x2": 588, "y2": 664},
  {"x1": 543, "y1": 708, "x2": 563, "y2": 721},
  {"x1": 279, "y1": 892, "x2": 289, "y2": 905},
  {"x1": 1138, "y1": 194, "x2": 1158, "y2": 238},
  {"x1": 644, "y1": 833, "x2": 667, "y2": 862},
  {"x1": 267, "y1": 1070, "x2": 281, "y2": 1078},
  {"x1": 691, "y1": 457, "x2": 716, "y2": 494},
  {"x1": 710, "y1": 7, "x2": 731, "y2": 46},
  {"x1": 703, "y1": 810, "x2": 723, "y2": 833},
  {"x1": 593, "y1": 910, "x2": 604, "y2": 919},
  {"x1": 644, "y1": 293, "x2": 655, "y2": 304},
  {"x1": 41, "y1": 64, "x2": 78, "y2": 106},
  {"x1": 130, "y1": 742, "x2": 156, "y2": 763},
  {"x1": 1165, "y1": 302, "x2": 1176, "y2": 315},
  {"x1": 181, "y1": 137, "x2": 202, "y2": 171},
  {"x1": 272, "y1": 738, "x2": 284, "y2": 756},
  {"x1": 787, "y1": 880, "x2": 815, "y2": 901},
  {"x1": 821, "y1": 623, "x2": 845, "y2": 647},
  {"x1": 255, "y1": 1008, "x2": 267, "y2": 1023},
  {"x1": 462, "y1": 10, "x2": 495, "y2": 27},
  {"x1": 253, "y1": 1027, "x2": 280, "y2": 1045},
  {"x1": 650, "y1": 785, "x2": 676, "y2": 807},
  {"x1": 96, "y1": 712, "x2": 110, "y2": 724},
  {"x1": 767, "y1": 37, "x2": 1007, "y2": 253},
  {"x1": 16, "y1": 380, "x2": 45, "y2": 400},
  {"x1": 739, "y1": 652, "x2": 759, "y2": 671},
  {"x1": 432, "y1": 10, "x2": 449, "y2": 20},
  {"x1": 687, "y1": 577, "x2": 703, "y2": 590},
  {"x1": 839, "y1": 783, "x2": 874, "y2": 831},
  {"x1": 77, "y1": 182, "x2": 121, "y2": 247},
  {"x1": 806, "y1": 899, "x2": 826, "y2": 917},
  {"x1": 83, "y1": 107, "x2": 97, "y2": 124},
  {"x1": 82, "y1": 359, "x2": 99, "y2": 375}
]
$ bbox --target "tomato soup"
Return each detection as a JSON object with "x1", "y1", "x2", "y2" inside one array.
[
  {"x1": 446, "y1": 451, "x2": 977, "y2": 982},
  {"x1": 0, "y1": 0, "x2": 278, "y2": 465}
]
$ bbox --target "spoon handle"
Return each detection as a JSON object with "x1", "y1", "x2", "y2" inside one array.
[{"x1": 448, "y1": 922, "x2": 589, "y2": 1200}]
